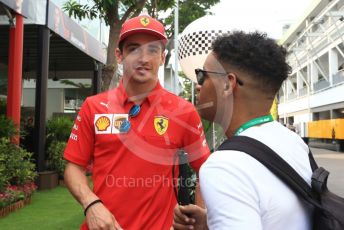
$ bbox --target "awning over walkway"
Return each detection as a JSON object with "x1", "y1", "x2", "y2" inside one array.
[
  {"x1": 0, "y1": 0, "x2": 106, "y2": 74},
  {"x1": 0, "y1": 0, "x2": 106, "y2": 172}
]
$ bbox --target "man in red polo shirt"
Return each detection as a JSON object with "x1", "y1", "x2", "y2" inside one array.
[{"x1": 64, "y1": 15, "x2": 210, "y2": 230}]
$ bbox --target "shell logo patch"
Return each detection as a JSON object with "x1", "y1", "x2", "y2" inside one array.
[
  {"x1": 95, "y1": 116, "x2": 111, "y2": 131},
  {"x1": 154, "y1": 116, "x2": 168, "y2": 135},
  {"x1": 140, "y1": 17, "x2": 150, "y2": 27}
]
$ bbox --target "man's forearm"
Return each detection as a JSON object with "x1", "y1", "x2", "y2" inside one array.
[
  {"x1": 195, "y1": 179, "x2": 205, "y2": 208},
  {"x1": 64, "y1": 162, "x2": 122, "y2": 229},
  {"x1": 64, "y1": 162, "x2": 99, "y2": 209},
  {"x1": 195, "y1": 179, "x2": 209, "y2": 230}
]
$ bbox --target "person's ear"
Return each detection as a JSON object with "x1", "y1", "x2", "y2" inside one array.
[
  {"x1": 160, "y1": 50, "x2": 166, "y2": 66},
  {"x1": 224, "y1": 73, "x2": 236, "y2": 95},
  {"x1": 224, "y1": 83, "x2": 230, "y2": 91},
  {"x1": 223, "y1": 82, "x2": 233, "y2": 97},
  {"x1": 115, "y1": 48, "x2": 123, "y2": 64}
]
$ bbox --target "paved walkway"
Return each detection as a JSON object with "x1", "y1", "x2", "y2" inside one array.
[{"x1": 311, "y1": 147, "x2": 344, "y2": 196}]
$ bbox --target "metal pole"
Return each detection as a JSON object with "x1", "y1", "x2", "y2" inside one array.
[
  {"x1": 212, "y1": 123, "x2": 216, "y2": 150},
  {"x1": 174, "y1": 0, "x2": 179, "y2": 95},
  {"x1": 191, "y1": 81, "x2": 195, "y2": 104},
  {"x1": 170, "y1": 66, "x2": 173, "y2": 92},
  {"x1": 35, "y1": 25, "x2": 50, "y2": 172},
  {"x1": 93, "y1": 62, "x2": 102, "y2": 95},
  {"x1": 34, "y1": 0, "x2": 51, "y2": 172},
  {"x1": 7, "y1": 14, "x2": 24, "y2": 145}
]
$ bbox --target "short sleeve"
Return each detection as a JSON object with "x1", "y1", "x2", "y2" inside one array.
[
  {"x1": 64, "y1": 98, "x2": 94, "y2": 168},
  {"x1": 182, "y1": 106, "x2": 210, "y2": 173},
  {"x1": 200, "y1": 152, "x2": 262, "y2": 230}
]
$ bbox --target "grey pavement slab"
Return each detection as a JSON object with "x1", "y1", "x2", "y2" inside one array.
[{"x1": 311, "y1": 147, "x2": 344, "y2": 197}]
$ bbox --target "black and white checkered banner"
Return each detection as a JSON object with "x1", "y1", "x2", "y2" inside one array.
[
  {"x1": 178, "y1": 28, "x2": 230, "y2": 82},
  {"x1": 178, "y1": 30, "x2": 228, "y2": 60}
]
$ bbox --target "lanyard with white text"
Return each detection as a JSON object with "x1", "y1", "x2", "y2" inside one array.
[{"x1": 234, "y1": 114, "x2": 274, "y2": 136}]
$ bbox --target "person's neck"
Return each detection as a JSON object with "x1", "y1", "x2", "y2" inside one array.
[
  {"x1": 123, "y1": 78, "x2": 158, "y2": 104},
  {"x1": 224, "y1": 111, "x2": 270, "y2": 139}
]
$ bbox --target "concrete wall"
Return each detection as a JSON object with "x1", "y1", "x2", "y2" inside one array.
[
  {"x1": 22, "y1": 88, "x2": 35, "y2": 107},
  {"x1": 22, "y1": 87, "x2": 64, "y2": 120},
  {"x1": 46, "y1": 88, "x2": 64, "y2": 119}
]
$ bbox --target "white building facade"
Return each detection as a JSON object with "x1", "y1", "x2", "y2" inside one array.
[{"x1": 278, "y1": 0, "x2": 344, "y2": 146}]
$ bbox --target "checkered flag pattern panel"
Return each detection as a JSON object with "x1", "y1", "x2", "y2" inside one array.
[{"x1": 178, "y1": 30, "x2": 228, "y2": 60}]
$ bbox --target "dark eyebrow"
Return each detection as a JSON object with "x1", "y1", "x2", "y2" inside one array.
[
  {"x1": 148, "y1": 43, "x2": 160, "y2": 48},
  {"x1": 125, "y1": 42, "x2": 161, "y2": 50},
  {"x1": 124, "y1": 43, "x2": 140, "y2": 49}
]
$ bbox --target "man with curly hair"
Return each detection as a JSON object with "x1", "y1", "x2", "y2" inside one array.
[{"x1": 172, "y1": 31, "x2": 313, "y2": 230}]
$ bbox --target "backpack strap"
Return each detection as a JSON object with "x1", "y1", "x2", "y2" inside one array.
[
  {"x1": 307, "y1": 150, "x2": 332, "y2": 194},
  {"x1": 217, "y1": 136, "x2": 321, "y2": 208},
  {"x1": 308, "y1": 150, "x2": 319, "y2": 171}
]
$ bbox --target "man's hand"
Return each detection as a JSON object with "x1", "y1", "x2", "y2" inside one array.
[
  {"x1": 86, "y1": 202, "x2": 123, "y2": 230},
  {"x1": 172, "y1": 204, "x2": 208, "y2": 230}
]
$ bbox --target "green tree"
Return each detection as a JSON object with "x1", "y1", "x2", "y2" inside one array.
[
  {"x1": 63, "y1": 0, "x2": 220, "y2": 91},
  {"x1": 179, "y1": 72, "x2": 194, "y2": 101},
  {"x1": 179, "y1": 73, "x2": 225, "y2": 151}
]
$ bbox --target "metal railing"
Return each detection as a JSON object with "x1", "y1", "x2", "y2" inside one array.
[
  {"x1": 313, "y1": 79, "x2": 330, "y2": 91},
  {"x1": 288, "y1": 93, "x2": 297, "y2": 100},
  {"x1": 333, "y1": 71, "x2": 344, "y2": 85},
  {"x1": 299, "y1": 87, "x2": 308, "y2": 96}
]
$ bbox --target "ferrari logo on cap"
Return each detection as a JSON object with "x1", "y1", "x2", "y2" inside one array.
[
  {"x1": 154, "y1": 116, "x2": 168, "y2": 135},
  {"x1": 140, "y1": 17, "x2": 150, "y2": 27}
]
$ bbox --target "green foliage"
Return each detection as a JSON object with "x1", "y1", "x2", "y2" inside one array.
[
  {"x1": 60, "y1": 79, "x2": 91, "y2": 89},
  {"x1": 62, "y1": 0, "x2": 220, "y2": 90},
  {"x1": 46, "y1": 116, "x2": 74, "y2": 143},
  {"x1": 0, "y1": 98, "x2": 6, "y2": 115},
  {"x1": 145, "y1": 0, "x2": 175, "y2": 18},
  {"x1": 178, "y1": 73, "x2": 225, "y2": 151},
  {"x1": 47, "y1": 141, "x2": 67, "y2": 179},
  {"x1": 0, "y1": 114, "x2": 29, "y2": 191},
  {"x1": 179, "y1": 72, "x2": 194, "y2": 102},
  {"x1": 20, "y1": 116, "x2": 35, "y2": 153},
  {"x1": 185, "y1": 164, "x2": 197, "y2": 203},
  {"x1": 203, "y1": 122, "x2": 225, "y2": 152},
  {"x1": 0, "y1": 115, "x2": 17, "y2": 139},
  {"x1": 0, "y1": 182, "x2": 37, "y2": 210},
  {"x1": 63, "y1": 0, "x2": 99, "y2": 21},
  {"x1": 46, "y1": 116, "x2": 72, "y2": 177},
  {"x1": 163, "y1": 0, "x2": 220, "y2": 37},
  {"x1": 63, "y1": 0, "x2": 148, "y2": 26},
  {"x1": 0, "y1": 138, "x2": 37, "y2": 191},
  {"x1": 0, "y1": 151, "x2": 9, "y2": 192},
  {"x1": 63, "y1": 0, "x2": 220, "y2": 38}
]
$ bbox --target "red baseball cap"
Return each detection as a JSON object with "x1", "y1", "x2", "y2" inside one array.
[{"x1": 118, "y1": 15, "x2": 168, "y2": 46}]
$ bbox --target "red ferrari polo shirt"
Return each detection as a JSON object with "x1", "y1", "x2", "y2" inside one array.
[{"x1": 64, "y1": 80, "x2": 210, "y2": 230}]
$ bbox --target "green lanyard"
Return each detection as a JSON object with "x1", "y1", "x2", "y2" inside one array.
[{"x1": 234, "y1": 114, "x2": 273, "y2": 136}]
